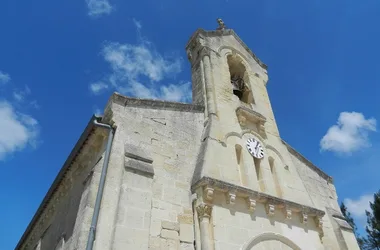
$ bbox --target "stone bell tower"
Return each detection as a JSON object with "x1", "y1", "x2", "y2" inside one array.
[
  {"x1": 187, "y1": 19, "x2": 283, "y2": 196},
  {"x1": 186, "y1": 19, "x2": 359, "y2": 250}
]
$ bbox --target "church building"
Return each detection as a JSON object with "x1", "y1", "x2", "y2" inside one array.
[{"x1": 16, "y1": 20, "x2": 360, "y2": 250}]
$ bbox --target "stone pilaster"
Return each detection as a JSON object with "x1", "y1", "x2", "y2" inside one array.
[{"x1": 202, "y1": 49, "x2": 217, "y2": 118}]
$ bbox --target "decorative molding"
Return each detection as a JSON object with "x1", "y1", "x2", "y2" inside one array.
[
  {"x1": 204, "y1": 186, "x2": 214, "y2": 201},
  {"x1": 247, "y1": 197, "x2": 256, "y2": 212},
  {"x1": 242, "y1": 232, "x2": 302, "y2": 250},
  {"x1": 315, "y1": 216, "x2": 323, "y2": 228},
  {"x1": 192, "y1": 177, "x2": 325, "y2": 219},
  {"x1": 301, "y1": 213, "x2": 308, "y2": 224},
  {"x1": 265, "y1": 145, "x2": 287, "y2": 169},
  {"x1": 224, "y1": 129, "x2": 266, "y2": 148},
  {"x1": 196, "y1": 203, "x2": 213, "y2": 219},
  {"x1": 236, "y1": 106, "x2": 266, "y2": 136},
  {"x1": 285, "y1": 207, "x2": 292, "y2": 220},
  {"x1": 266, "y1": 204, "x2": 275, "y2": 217},
  {"x1": 226, "y1": 191, "x2": 236, "y2": 205}
]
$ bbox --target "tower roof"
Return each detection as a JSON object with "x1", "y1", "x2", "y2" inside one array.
[{"x1": 185, "y1": 25, "x2": 267, "y2": 70}]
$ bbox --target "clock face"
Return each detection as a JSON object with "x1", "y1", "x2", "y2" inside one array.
[{"x1": 246, "y1": 138, "x2": 264, "y2": 159}]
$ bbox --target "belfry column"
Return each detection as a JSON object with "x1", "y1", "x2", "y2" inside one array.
[
  {"x1": 196, "y1": 203, "x2": 214, "y2": 250},
  {"x1": 201, "y1": 48, "x2": 218, "y2": 118}
]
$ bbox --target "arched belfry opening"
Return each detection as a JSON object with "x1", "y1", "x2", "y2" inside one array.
[{"x1": 227, "y1": 54, "x2": 254, "y2": 104}]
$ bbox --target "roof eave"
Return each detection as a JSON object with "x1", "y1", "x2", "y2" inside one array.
[
  {"x1": 15, "y1": 115, "x2": 102, "y2": 249},
  {"x1": 185, "y1": 28, "x2": 268, "y2": 70}
]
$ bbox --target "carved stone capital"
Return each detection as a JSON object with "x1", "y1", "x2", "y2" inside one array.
[
  {"x1": 247, "y1": 197, "x2": 256, "y2": 212},
  {"x1": 226, "y1": 191, "x2": 236, "y2": 205},
  {"x1": 266, "y1": 204, "x2": 275, "y2": 217},
  {"x1": 301, "y1": 213, "x2": 308, "y2": 224},
  {"x1": 204, "y1": 186, "x2": 214, "y2": 201},
  {"x1": 196, "y1": 203, "x2": 213, "y2": 219}
]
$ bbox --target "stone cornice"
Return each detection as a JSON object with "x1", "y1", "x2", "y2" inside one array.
[
  {"x1": 110, "y1": 92, "x2": 205, "y2": 113},
  {"x1": 185, "y1": 28, "x2": 267, "y2": 70},
  {"x1": 192, "y1": 177, "x2": 325, "y2": 218},
  {"x1": 281, "y1": 140, "x2": 333, "y2": 184}
]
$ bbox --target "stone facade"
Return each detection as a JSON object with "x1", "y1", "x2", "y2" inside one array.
[{"x1": 16, "y1": 23, "x2": 360, "y2": 250}]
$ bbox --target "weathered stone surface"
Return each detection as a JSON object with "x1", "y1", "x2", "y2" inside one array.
[
  {"x1": 161, "y1": 229, "x2": 179, "y2": 240},
  {"x1": 180, "y1": 224, "x2": 194, "y2": 243},
  {"x1": 124, "y1": 158, "x2": 154, "y2": 176},
  {"x1": 162, "y1": 220, "x2": 180, "y2": 232},
  {"x1": 125, "y1": 143, "x2": 153, "y2": 163}
]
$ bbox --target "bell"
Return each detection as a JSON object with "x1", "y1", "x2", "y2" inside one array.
[{"x1": 233, "y1": 89, "x2": 243, "y2": 99}]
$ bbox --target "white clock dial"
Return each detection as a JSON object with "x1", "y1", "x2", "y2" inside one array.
[{"x1": 246, "y1": 138, "x2": 264, "y2": 159}]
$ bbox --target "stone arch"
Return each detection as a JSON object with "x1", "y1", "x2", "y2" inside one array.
[
  {"x1": 265, "y1": 145, "x2": 287, "y2": 168},
  {"x1": 219, "y1": 46, "x2": 251, "y2": 66},
  {"x1": 226, "y1": 54, "x2": 254, "y2": 103},
  {"x1": 219, "y1": 46, "x2": 263, "y2": 78},
  {"x1": 224, "y1": 130, "x2": 266, "y2": 148},
  {"x1": 242, "y1": 232, "x2": 302, "y2": 250}
]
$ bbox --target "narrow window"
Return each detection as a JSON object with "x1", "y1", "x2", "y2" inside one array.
[
  {"x1": 235, "y1": 145, "x2": 247, "y2": 186},
  {"x1": 269, "y1": 157, "x2": 282, "y2": 197},
  {"x1": 254, "y1": 158, "x2": 265, "y2": 192},
  {"x1": 227, "y1": 55, "x2": 254, "y2": 104}
]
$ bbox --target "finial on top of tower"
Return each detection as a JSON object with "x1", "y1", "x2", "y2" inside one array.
[{"x1": 216, "y1": 18, "x2": 226, "y2": 31}]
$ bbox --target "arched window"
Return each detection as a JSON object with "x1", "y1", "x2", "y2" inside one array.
[
  {"x1": 269, "y1": 157, "x2": 282, "y2": 198},
  {"x1": 227, "y1": 55, "x2": 254, "y2": 104},
  {"x1": 254, "y1": 158, "x2": 265, "y2": 192},
  {"x1": 235, "y1": 144, "x2": 247, "y2": 186}
]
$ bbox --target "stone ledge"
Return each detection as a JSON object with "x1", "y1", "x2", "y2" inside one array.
[
  {"x1": 125, "y1": 158, "x2": 154, "y2": 177},
  {"x1": 326, "y1": 208, "x2": 353, "y2": 232},
  {"x1": 236, "y1": 106, "x2": 266, "y2": 122},
  {"x1": 125, "y1": 143, "x2": 153, "y2": 163},
  {"x1": 192, "y1": 177, "x2": 325, "y2": 218},
  {"x1": 111, "y1": 92, "x2": 205, "y2": 113},
  {"x1": 236, "y1": 106, "x2": 266, "y2": 136}
]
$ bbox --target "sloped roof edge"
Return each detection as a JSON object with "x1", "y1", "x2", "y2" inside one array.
[
  {"x1": 15, "y1": 115, "x2": 101, "y2": 249},
  {"x1": 282, "y1": 139, "x2": 333, "y2": 184}
]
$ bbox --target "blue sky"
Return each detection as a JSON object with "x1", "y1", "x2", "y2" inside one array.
[{"x1": 1, "y1": 0, "x2": 379, "y2": 248}]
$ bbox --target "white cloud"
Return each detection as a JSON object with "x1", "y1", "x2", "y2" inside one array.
[
  {"x1": 13, "y1": 85, "x2": 31, "y2": 102},
  {"x1": 320, "y1": 112, "x2": 376, "y2": 154},
  {"x1": 90, "y1": 23, "x2": 191, "y2": 102},
  {"x1": 0, "y1": 101, "x2": 40, "y2": 160},
  {"x1": 90, "y1": 81, "x2": 108, "y2": 94},
  {"x1": 133, "y1": 18, "x2": 142, "y2": 30},
  {"x1": 0, "y1": 71, "x2": 11, "y2": 84},
  {"x1": 344, "y1": 194, "x2": 372, "y2": 219},
  {"x1": 103, "y1": 42, "x2": 182, "y2": 83},
  {"x1": 86, "y1": 0, "x2": 113, "y2": 17},
  {"x1": 160, "y1": 82, "x2": 192, "y2": 102}
]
